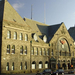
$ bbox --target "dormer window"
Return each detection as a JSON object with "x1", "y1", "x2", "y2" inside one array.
[
  {"x1": 74, "y1": 42, "x2": 75, "y2": 45},
  {"x1": 34, "y1": 34, "x2": 38, "y2": 41},
  {"x1": 43, "y1": 35, "x2": 47, "y2": 43}
]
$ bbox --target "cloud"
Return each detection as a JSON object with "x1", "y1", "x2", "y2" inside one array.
[{"x1": 12, "y1": 1, "x2": 24, "y2": 11}]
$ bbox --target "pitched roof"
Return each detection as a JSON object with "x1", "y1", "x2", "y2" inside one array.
[
  {"x1": 47, "y1": 23, "x2": 61, "y2": 41},
  {"x1": 68, "y1": 27, "x2": 75, "y2": 41},
  {"x1": 48, "y1": 23, "x2": 61, "y2": 36},
  {"x1": 0, "y1": 0, "x2": 30, "y2": 29},
  {"x1": 25, "y1": 18, "x2": 48, "y2": 35},
  {"x1": 25, "y1": 18, "x2": 62, "y2": 42}
]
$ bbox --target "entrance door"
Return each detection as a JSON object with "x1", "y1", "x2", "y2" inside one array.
[
  {"x1": 62, "y1": 63, "x2": 66, "y2": 70},
  {"x1": 68, "y1": 63, "x2": 70, "y2": 69}
]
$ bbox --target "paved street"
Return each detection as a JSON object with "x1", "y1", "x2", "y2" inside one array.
[
  {"x1": 1, "y1": 73, "x2": 75, "y2": 75},
  {"x1": 65, "y1": 74, "x2": 75, "y2": 75}
]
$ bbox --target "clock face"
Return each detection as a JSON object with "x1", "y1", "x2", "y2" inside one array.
[{"x1": 57, "y1": 38, "x2": 69, "y2": 52}]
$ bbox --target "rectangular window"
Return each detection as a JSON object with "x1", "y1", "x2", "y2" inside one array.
[
  {"x1": 35, "y1": 48, "x2": 38, "y2": 55},
  {"x1": 31, "y1": 47, "x2": 34, "y2": 55},
  {"x1": 20, "y1": 46, "x2": 23, "y2": 54},
  {"x1": 12, "y1": 45, "x2": 15, "y2": 54},
  {"x1": 6, "y1": 62, "x2": 9, "y2": 71},
  {"x1": 44, "y1": 48, "x2": 46, "y2": 56},
  {"x1": 25, "y1": 62, "x2": 27, "y2": 69},
  {"x1": 51, "y1": 49, "x2": 53, "y2": 56},
  {"x1": 7, "y1": 31, "x2": 11, "y2": 39},
  {"x1": 47, "y1": 49, "x2": 49, "y2": 56},
  {"x1": 45, "y1": 64, "x2": 48, "y2": 68},
  {"x1": 39, "y1": 64, "x2": 42, "y2": 69},
  {"x1": 39, "y1": 48, "x2": 42, "y2": 55},
  {"x1": 20, "y1": 62, "x2": 22, "y2": 70},
  {"x1": 12, "y1": 62, "x2": 14, "y2": 70},
  {"x1": 7, "y1": 45, "x2": 10, "y2": 54},
  {"x1": 32, "y1": 64, "x2": 35, "y2": 69},
  {"x1": 25, "y1": 34, "x2": 28, "y2": 41},
  {"x1": 24, "y1": 46, "x2": 27, "y2": 55},
  {"x1": 14, "y1": 32, "x2": 17, "y2": 39},
  {"x1": 20, "y1": 33, "x2": 23, "y2": 40}
]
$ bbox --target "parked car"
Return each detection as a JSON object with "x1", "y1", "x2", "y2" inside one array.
[
  {"x1": 68, "y1": 69, "x2": 75, "y2": 74},
  {"x1": 36, "y1": 69, "x2": 52, "y2": 75},
  {"x1": 52, "y1": 69, "x2": 64, "y2": 75}
]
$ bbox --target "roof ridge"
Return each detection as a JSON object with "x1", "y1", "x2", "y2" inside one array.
[
  {"x1": 48, "y1": 23, "x2": 61, "y2": 27},
  {"x1": 25, "y1": 18, "x2": 49, "y2": 26}
]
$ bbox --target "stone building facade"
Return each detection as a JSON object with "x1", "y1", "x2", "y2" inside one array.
[{"x1": 0, "y1": 0, "x2": 75, "y2": 74}]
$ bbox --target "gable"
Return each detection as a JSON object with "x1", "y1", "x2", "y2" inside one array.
[
  {"x1": 2, "y1": 0, "x2": 30, "y2": 29},
  {"x1": 49, "y1": 22, "x2": 72, "y2": 43}
]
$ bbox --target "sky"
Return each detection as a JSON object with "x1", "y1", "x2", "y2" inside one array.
[{"x1": 8, "y1": 0, "x2": 75, "y2": 29}]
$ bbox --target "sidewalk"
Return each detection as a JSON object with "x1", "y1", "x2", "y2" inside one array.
[{"x1": 1, "y1": 73, "x2": 36, "y2": 75}]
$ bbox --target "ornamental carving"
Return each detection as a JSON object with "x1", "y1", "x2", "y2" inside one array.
[{"x1": 61, "y1": 26, "x2": 66, "y2": 34}]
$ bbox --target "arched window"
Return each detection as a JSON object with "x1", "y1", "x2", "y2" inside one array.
[
  {"x1": 43, "y1": 35, "x2": 47, "y2": 43},
  {"x1": 39, "y1": 61, "x2": 43, "y2": 69},
  {"x1": 7, "y1": 31, "x2": 11, "y2": 39},
  {"x1": 25, "y1": 62, "x2": 27, "y2": 69},
  {"x1": 45, "y1": 61, "x2": 48, "y2": 68},
  {"x1": 25, "y1": 34, "x2": 28, "y2": 41},
  {"x1": 7, "y1": 45, "x2": 10, "y2": 54},
  {"x1": 12, "y1": 62, "x2": 14, "y2": 70},
  {"x1": 20, "y1": 33, "x2": 23, "y2": 40},
  {"x1": 31, "y1": 47, "x2": 34, "y2": 55},
  {"x1": 39, "y1": 48, "x2": 42, "y2": 55},
  {"x1": 6, "y1": 62, "x2": 9, "y2": 71},
  {"x1": 14, "y1": 32, "x2": 17, "y2": 39},
  {"x1": 12, "y1": 45, "x2": 15, "y2": 54},
  {"x1": 24, "y1": 46, "x2": 27, "y2": 55},
  {"x1": 32, "y1": 61, "x2": 36, "y2": 69},
  {"x1": 20, "y1": 46, "x2": 23, "y2": 54}
]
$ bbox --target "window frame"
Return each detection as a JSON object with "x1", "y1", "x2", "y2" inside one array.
[
  {"x1": 14, "y1": 32, "x2": 17, "y2": 39},
  {"x1": 7, "y1": 30, "x2": 11, "y2": 39}
]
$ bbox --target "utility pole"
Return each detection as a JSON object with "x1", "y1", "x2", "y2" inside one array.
[
  {"x1": 31, "y1": 5, "x2": 33, "y2": 20},
  {"x1": 44, "y1": 3, "x2": 46, "y2": 24}
]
